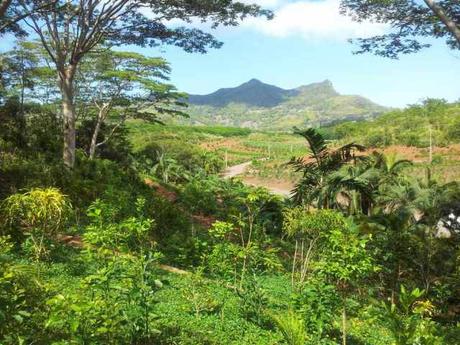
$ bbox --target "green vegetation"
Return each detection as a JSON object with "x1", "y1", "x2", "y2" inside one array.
[
  {"x1": 1, "y1": 2, "x2": 459, "y2": 344},
  {"x1": 1, "y1": 94, "x2": 459, "y2": 343},
  {"x1": 325, "y1": 99, "x2": 460, "y2": 147}
]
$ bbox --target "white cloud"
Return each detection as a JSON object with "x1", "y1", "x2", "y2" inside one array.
[{"x1": 242, "y1": 0, "x2": 387, "y2": 41}]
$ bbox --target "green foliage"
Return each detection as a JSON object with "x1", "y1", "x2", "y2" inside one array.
[
  {"x1": 293, "y1": 279, "x2": 340, "y2": 337},
  {"x1": 137, "y1": 141, "x2": 224, "y2": 183},
  {"x1": 237, "y1": 277, "x2": 271, "y2": 326},
  {"x1": 45, "y1": 252, "x2": 163, "y2": 344},
  {"x1": 0, "y1": 236, "x2": 44, "y2": 344},
  {"x1": 0, "y1": 65, "x2": 459, "y2": 345},
  {"x1": 84, "y1": 198, "x2": 155, "y2": 252},
  {"x1": 341, "y1": 0, "x2": 460, "y2": 58},
  {"x1": 1, "y1": 188, "x2": 71, "y2": 260},
  {"x1": 203, "y1": 221, "x2": 245, "y2": 280},
  {"x1": 326, "y1": 99, "x2": 460, "y2": 148},
  {"x1": 380, "y1": 285, "x2": 442, "y2": 345},
  {"x1": 272, "y1": 310, "x2": 308, "y2": 345},
  {"x1": 289, "y1": 127, "x2": 366, "y2": 207},
  {"x1": 181, "y1": 270, "x2": 222, "y2": 317},
  {"x1": 77, "y1": 119, "x2": 132, "y2": 164},
  {"x1": 315, "y1": 214, "x2": 375, "y2": 287}
]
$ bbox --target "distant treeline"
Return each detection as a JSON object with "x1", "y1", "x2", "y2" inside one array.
[{"x1": 322, "y1": 99, "x2": 460, "y2": 147}]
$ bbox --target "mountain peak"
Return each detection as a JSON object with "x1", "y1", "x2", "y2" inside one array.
[
  {"x1": 245, "y1": 78, "x2": 263, "y2": 85},
  {"x1": 189, "y1": 78, "x2": 287, "y2": 107},
  {"x1": 295, "y1": 79, "x2": 338, "y2": 96}
]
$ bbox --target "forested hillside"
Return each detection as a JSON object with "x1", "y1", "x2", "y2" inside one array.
[
  {"x1": 325, "y1": 99, "x2": 460, "y2": 147},
  {"x1": 184, "y1": 79, "x2": 387, "y2": 129}
]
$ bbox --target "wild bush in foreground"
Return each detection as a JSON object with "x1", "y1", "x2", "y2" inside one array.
[{"x1": 1, "y1": 188, "x2": 71, "y2": 260}]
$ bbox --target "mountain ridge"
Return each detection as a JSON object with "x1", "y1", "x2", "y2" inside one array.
[
  {"x1": 182, "y1": 79, "x2": 388, "y2": 130},
  {"x1": 188, "y1": 79, "x2": 337, "y2": 108}
]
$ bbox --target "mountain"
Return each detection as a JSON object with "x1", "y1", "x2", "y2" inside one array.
[
  {"x1": 188, "y1": 78, "x2": 296, "y2": 107},
  {"x1": 180, "y1": 79, "x2": 388, "y2": 130}
]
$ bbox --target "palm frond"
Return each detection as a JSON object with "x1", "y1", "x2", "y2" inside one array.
[{"x1": 293, "y1": 127, "x2": 327, "y2": 162}]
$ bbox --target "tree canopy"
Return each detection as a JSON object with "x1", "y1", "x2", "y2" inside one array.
[
  {"x1": 15, "y1": 0, "x2": 272, "y2": 168},
  {"x1": 340, "y1": 0, "x2": 460, "y2": 58}
]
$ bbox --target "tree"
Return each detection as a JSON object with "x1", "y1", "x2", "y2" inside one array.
[
  {"x1": 328, "y1": 152, "x2": 412, "y2": 215},
  {"x1": 19, "y1": 0, "x2": 272, "y2": 168},
  {"x1": 1, "y1": 41, "x2": 41, "y2": 110},
  {"x1": 288, "y1": 127, "x2": 366, "y2": 207},
  {"x1": 314, "y1": 211, "x2": 375, "y2": 345},
  {"x1": 0, "y1": 0, "x2": 58, "y2": 35},
  {"x1": 1, "y1": 40, "x2": 61, "y2": 106},
  {"x1": 340, "y1": 0, "x2": 460, "y2": 58},
  {"x1": 283, "y1": 207, "x2": 333, "y2": 288},
  {"x1": 77, "y1": 49, "x2": 186, "y2": 159}
]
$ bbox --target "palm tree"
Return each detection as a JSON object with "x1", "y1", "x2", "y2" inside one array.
[
  {"x1": 288, "y1": 127, "x2": 365, "y2": 208},
  {"x1": 333, "y1": 152, "x2": 413, "y2": 215},
  {"x1": 369, "y1": 151, "x2": 412, "y2": 184},
  {"x1": 366, "y1": 171, "x2": 459, "y2": 297}
]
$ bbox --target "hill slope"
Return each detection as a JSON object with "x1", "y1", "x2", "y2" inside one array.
[{"x1": 182, "y1": 79, "x2": 388, "y2": 130}]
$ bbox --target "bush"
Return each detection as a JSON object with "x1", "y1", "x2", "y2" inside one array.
[
  {"x1": 83, "y1": 197, "x2": 155, "y2": 252},
  {"x1": 1, "y1": 188, "x2": 71, "y2": 260}
]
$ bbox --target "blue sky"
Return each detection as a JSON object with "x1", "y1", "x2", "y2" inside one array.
[
  {"x1": 153, "y1": 0, "x2": 460, "y2": 108},
  {"x1": 1, "y1": 0, "x2": 459, "y2": 108}
]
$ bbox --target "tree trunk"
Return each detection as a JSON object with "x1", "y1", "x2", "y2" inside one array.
[
  {"x1": 423, "y1": 0, "x2": 460, "y2": 45},
  {"x1": 291, "y1": 239, "x2": 298, "y2": 288},
  {"x1": 89, "y1": 105, "x2": 109, "y2": 160},
  {"x1": 0, "y1": 0, "x2": 12, "y2": 19},
  {"x1": 58, "y1": 65, "x2": 77, "y2": 169},
  {"x1": 89, "y1": 116, "x2": 102, "y2": 160}
]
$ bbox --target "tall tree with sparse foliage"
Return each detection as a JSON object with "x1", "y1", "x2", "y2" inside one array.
[
  {"x1": 77, "y1": 49, "x2": 186, "y2": 159},
  {"x1": 18, "y1": 0, "x2": 272, "y2": 168}
]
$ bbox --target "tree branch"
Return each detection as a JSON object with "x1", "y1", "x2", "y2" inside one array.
[{"x1": 423, "y1": 0, "x2": 460, "y2": 45}]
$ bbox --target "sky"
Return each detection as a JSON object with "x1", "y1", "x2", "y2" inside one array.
[
  {"x1": 1, "y1": 0, "x2": 459, "y2": 108},
  {"x1": 152, "y1": 0, "x2": 460, "y2": 108}
]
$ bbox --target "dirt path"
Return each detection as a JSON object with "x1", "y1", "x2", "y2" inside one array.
[
  {"x1": 222, "y1": 161, "x2": 253, "y2": 179},
  {"x1": 222, "y1": 161, "x2": 292, "y2": 197},
  {"x1": 242, "y1": 176, "x2": 293, "y2": 197}
]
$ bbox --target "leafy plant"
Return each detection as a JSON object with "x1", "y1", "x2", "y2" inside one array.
[
  {"x1": 1, "y1": 188, "x2": 71, "y2": 260},
  {"x1": 272, "y1": 309, "x2": 308, "y2": 345},
  {"x1": 237, "y1": 276, "x2": 271, "y2": 326},
  {"x1": 181, "y1": 270, "x2": 221, "y2": 317},
  {"x1": 83, "y1": 197, "x2": 154, "y2": 252},
  {"x1": 46, "y1": 252, "x2": 163, "y2": 344},
  {"x1": 381, "y1": 285, "x2": 442, "y2": 345},
  {"x1": 288, "y1": 127, "x2": 365, "y2": 207}
]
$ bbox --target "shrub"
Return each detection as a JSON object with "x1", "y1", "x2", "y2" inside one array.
[
  {"x1": 272, "y1": 310, "x2": 307, "y2": 345},
  {"x1": 45, "y1": 253, "x2": 163, "y2": 344},
  {"x1": 1, "y1": 188, "x2": 71, "y2": 260},
  {"x1": 0, "y1": 235, "x2": 46, "y2": 344},
  {"x1": 83, "y1": 197, "x2": 155, "y2": 252}
]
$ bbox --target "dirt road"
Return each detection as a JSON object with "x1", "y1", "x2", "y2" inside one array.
[
  {"x1": 222, "y1": 161, "x2": 292, "y2": 197},
  {"x1": 222, "y1": 161, "x2": 253, "y2": 179}
]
